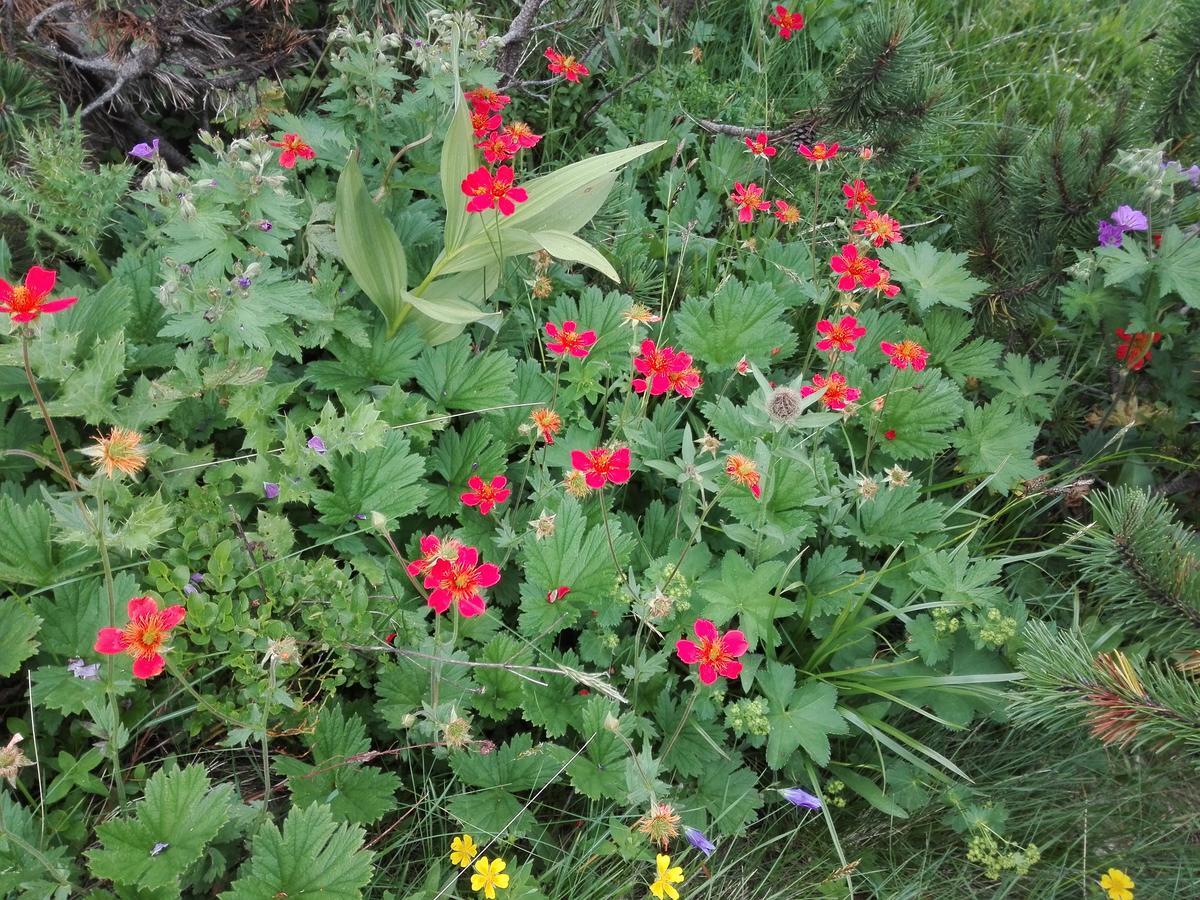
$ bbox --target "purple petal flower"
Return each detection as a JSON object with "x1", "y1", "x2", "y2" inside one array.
[
  {"x1": 1185, "y1": 165, "x2": 1200, "y2": 188},
  {"x1": 259, "y1": 220, "x2": 273, "y2": 232},
  {"x1": 236, "y1": 276, "x2": 252, "y2": 289},
  {"x1": 263, "y1": 482, "x2": 280, "y2": 499},
  {"x1": 128, "y1": 138, "x2": 160, "y2": 160},
  {"x1": 183, "y1": 583, "x2": 197, "y2": 595},
  {"x1": 67, "y1": 658, "x2": 101, "y2": 680},
  {"x1": 190, "y1": 572, "x2": 205, "y2": 584},
  {"x1": 307, "y1": 435, "x2": 327, "y2": 454},
  {"x1": 683, "y1": 826, "x2": 716, "y2": 859},
  {"x1": 1097, "y1": 220, "x2": 1125, "y2": 248},
  {"x1": 779, "y1": 787, "x2": 822, "y2": 810},
  {"x1": 1111, "y1": 205, "x2": 1148, "y2": 232}
]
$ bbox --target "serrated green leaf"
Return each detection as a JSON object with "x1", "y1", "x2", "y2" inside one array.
[
  {"x1": 675, "y1": 280, "x2": 797, "y2": 369},
  {"x1": 951, "y1": 400, "x2": 1041, "y2": 494},
  {"x1": 429, "y1": 421, "x2": 507, "y2": 517},
  {"x1": 879, "y1": 242, "x2": 988, "y2": 312},
  {"x1": 313, "y1": 430, "x2": 428, "y2": 522},
  {"x1": 849, "y1": 485, "x2": 946, "y2": 549},
  {"x1": 1152, "y1": 226, "x2": 1200, "y2": 308},
  {"x1": 693, "y1": 758, "x2": 764, "y2": 836},
  {"x1": 699, "y1": 554, "x2": 790, "y2": 650},
  {"x1": 990, "y1": 353, "x2": 1060, "y2": 421},
  {"x1": 872, "y1": 369, "x2": 964, "y2": 461},
  {"x1": 0, "y1": 495, "x2": 58, "y2": 587},
  {"x1": 758, "y1": 665, "x2": 847, "y2": 768},
  {"x1": 0, "y1": 599, "x2": 40, "y2": 677},
  {"x1": 414, "y1": 336, "x2": 516, "y2": 411}
]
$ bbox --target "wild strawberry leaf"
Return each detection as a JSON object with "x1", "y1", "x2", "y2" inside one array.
[
  {"x1": 0, "y1": 599, "x2": 40, "y2": 678},
  {"x1": 313, "y1": 430, "x2": 428, "y2": 522},
  {"x1": 878, "y1": 241, "x2": 988, "y2": 312},
  {"x1": 951, "y1": 400, "x2": 1041, "y2": 494},
  {"x1": 674, "y1": 280, "x2": 797, "y2": 369}
]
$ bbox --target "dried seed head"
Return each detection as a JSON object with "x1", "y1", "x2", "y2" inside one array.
[{"x1": 767, "y1": 387, "x2": 803, "y2": 423}]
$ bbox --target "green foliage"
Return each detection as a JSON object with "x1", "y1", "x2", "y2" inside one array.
[{"x1": 878, "y1": 242, "x2": 989, "y2": 312}]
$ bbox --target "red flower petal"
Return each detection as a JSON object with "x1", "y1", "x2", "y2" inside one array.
[
  {"x1": 94, "y1": 627, "x2": 127, "y2": 654},
  {"x1": 127, "y1": 595, "x2": 158, "y2": 621},
  {"x1": 132, "y1": 654, "x2": 165, "y2": 679},
  {"x1": 675, "y1": 639, "x2": 701, "y2": 664},
  {"x1": 24, "y1": 266, "x2": 56, "y2": 298},
  {"x1": 693, "y1": 618, "x2": 719, "y2": 642}
]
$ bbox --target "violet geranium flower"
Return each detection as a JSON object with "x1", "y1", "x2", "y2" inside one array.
[
  {"x1": 1097, "y1": 221, "x2": 1125, "y2": 248},
  {"x1": 129, "y1": 139, "x2": 160, "y2": 160},
  {"x1": 1110, "y1": 205, "x2": 1148, "y2": 232}
]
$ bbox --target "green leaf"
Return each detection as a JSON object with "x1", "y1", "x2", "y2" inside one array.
[
  {"x1": 274, "y1": 705, "x2": 400, "y2": 826},
  {"x1": 828, "y1": 766, "x2": 909, "y2": 819},
  {"x1": 758, "y1": 664, "x2": 848, "y2": 768},
  {"x1": 220, "y1": 803, "x2": 373, "y2": 900},
  {"x1": 879, "y1": 242, "x2": 988, "y2": 312},
  {"x1": 449, "y1": 734, "x2": 562, "y2": 792},
  {"x1": 951, "y1": 400, "x2": 1041, "y2": 494},
  {"x1": 42, "y1": 332, "x2": 125, "y2": 424},
  {"x1": 472, "y1": 634, "x2": 535, "y2": 718},
  {"x1": 990, "y1": 353, "x2": 1060, "y2": 421},
  {"x1": 872, "y1": 369, "x2": 964, "y2": 461},
  {"x1": 911, "y1": 548, "x2": 1005, "y2": 608},
  {"x1": 533, "y1": 230, "x2": 619, "y2": 281},
  {"x1": 558, "y1": 698, "x2": 627, "y2": 802},
  {"x1": 446, "y1": 788, "x2": 532, "y2": 839},
  {"x1": 335, "y1": 154, "x2": 409, "y2": 334},
  {"x1": 919, "y1": 310, "x2": 1001, "y2": 386},
  {"x1": 429, "y1": 420, "x2": 507, "y2": 517},
  {"x1": 675, "y1": 280, "x2": 797, "y2": 369},
  {"x1": 849, "y1": 485, "x2": 946, "y2": 549},
  {"x1": 0, "y1": 495, "x2": 58, "y2": 587},
  {"x1": 313, "y1": 430, "x2": 428, "y2": 522},
  {"x1": 88, "y1": 764, "x2": 233, "y2": 893},
  {"x1": 414, "y1": 336, "x2": 516, "y2": 411},
  {"x1": 693, "y1": 757, "x2": 764, "y2": 835},
  {"x1": 440, "y1": 99, "x2": 478, "y2": 254},
  {"x1": 1152, "y1": 226, "x2": 1200, "y2": 308},
  {"x1": 802, "y1": 546, "x2": 865, "y2": 617},
  {"x1": 906, "y1": 615, "x2": 950, "y2": 666},
  {"x1": 0, "y1": 599, "x2": 40, "y2": 677},
  {"x1": 699, "y1": 554, "x2": 791, "y2": 650}
]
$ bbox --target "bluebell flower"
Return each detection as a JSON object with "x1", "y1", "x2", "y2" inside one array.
[
  {"x1": 190, "y1": 572, "x2": 205, "y2": 584},
  {"x1": 683, "y1": 826, "x2": 716, "y2": 859},
  {"x1": 67, "y1": 658, "x2": 101, "y2": 680},
  {"x1": 779, "y1": 787, "x2": 822, "y2": 810}
]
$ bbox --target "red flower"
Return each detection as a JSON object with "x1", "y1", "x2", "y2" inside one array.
[
  {"x1": 94, "y1": 596, "x2": 185, "y2": 679},
  {"x1": 842, "y1": 179, "x2": 876, "y2": 213},
  {"x1": 476, "y1": 130, "x2": 520, "y2": 163},
  {"x1": 798, "y1": 141, "x2": 839, "y2": 167},
  {"x1": 730, "y1": 182, "x2": 770, "y2": 223},
  {"x1": 815, "y1": 315, "x2": 866, "y2": 353},
  {"x1": 424, "y1": 546, "x2": 499, "y2": 617},
  {"x1": 852, "y1": 210, "x2": 903, "y2": 246},
  {"x1": 880, "y1": 338, "x2": 929, "y2": 371},
  {"x1": 502, "y1": 121, "x2": 542, "y2": 149},
  {"x1": 767, "y1": 5, "x2": 806, "y2": 39},
  {"x1": 461, "y1": 165, "x2": 528, "y2": 216},
  {"x1": 667, "y1": 363, "x2": 703, "y2": 398},
  {"x1": 406, "y1": 534, "x2": 463, "y2": 578},
  {"x1": 0, "y1": 266, "x2": 77, "y2": 323},
  {"x1": 470, "y1": 109, "x2": 502, "y2": 137},
  {"x1": 269, "y1": 133, "x2": 314, "y2": 169},
  {"x1": 571, "y1": 446, "x2": 632, "y2": 489},
  {"x1": 547, "y1": 586, "x2": 571, "y2": 603},
  {"x1": 461, "y1": 475, "x2": 511, "y2": 515},
  {"x1": 725, "y1": 454, "x2": 762, "y2": 499},
  {"x1": 1115, "y1": 328, "x2": 1162, "y2": 371},
  {"x1": 530, "y1": 407, "x2": 562, "y2": 444},
  {"x1": 773, "y1": 199, "x2": 801, "y2": 225},
  {"x1": 745, "y1": 132, "x2": 777, "y2": 158},
  {"x1": 801, "y1": 371, "x2": 861, "y2": 411},
  {"x1": 884, "y1": 430, "x2": 896, "y2": 440},
  {"x1": 465, "y1": 86, "x2": 510, "y2": 113},
  {"x1": 545, "y1": 320, "x2": 597, "y2": 357},
  {"x1": 736, "y1": 356, "x2": 751, "y2": 375},
  {"x1": 830, "y1": 243, "x2": 882, "y2": 291},
  {"x1": 874, "y1": 267, "x2": 901, "y2": 298},
  {"x1": 675, "y1": 619, "x2": 749, "y2": 684},
  {"x1": 633, "y1": 340, "x2": 690, "y2": 395},
  {"x1": 545, "y1": 47, "x2": 590, "y2": 82}
]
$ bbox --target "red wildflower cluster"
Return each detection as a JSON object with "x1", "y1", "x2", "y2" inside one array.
[
  {"x1": 269, "y1": 133, "x2": 315, "y2": 169},
  {"x1": 0, "y1": 266, "x2": 77, "y2": 323},
  {"x1": 424, "y1": 545, "x2": 500, "y2": 618},
  {"x1": 768, "y1": 5, "x2": 806, "y2": 39},
  {"x1": 774, "y1": 200, "x2": 801, "y2": 225},
  {"x1": 461, "y1": 86, "x2": 542, "y2": 214},
  {"x1": 545, "y1": 46, "x2": 590, "y2": 82},
  {"x1": 815, "y1": 315, "x2": 866, "y2": 353},
  {"x1": 801, "y1": 371, "x2": 861, "y2": 411},
  {"x1": 461, "y1": 475, "x2": 511, "y2": 515},
  {"x1": 1115, "y1": 328, "x2": 1162, "y2": 371},
  {"x1": 830, "y1": 243, "x2": 881, "y2": 291},
  {"x1": 571, "y1": 446, "x2": 632, "y2": 489},
  {"x1": 632, "y1": 340, "x2": 702, "y2": 397}
]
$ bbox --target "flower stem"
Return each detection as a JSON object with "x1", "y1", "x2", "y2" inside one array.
[
  {"x1": 661, "y1": 681, "x2": 702, "y2": 760},
  {"x1": 94, "y1": 488, "x2": 126, "y2": 806},
  {"x1": 21, "y1": 333, "x2": 81, "y2": 493}
]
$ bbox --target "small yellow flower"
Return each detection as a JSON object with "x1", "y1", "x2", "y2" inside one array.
[
  {"x1": 1099, "y1": 868, "x2": 1134, "y2": 900},
  {"x1": 449, "y1": 833, "x2": 478, "y2": 868},
  {"x1": 649, "y1": 853, "x2": 684, "y2": 900},
  {"x1": 81, "y1": 427, "x2": 147, "y2": 478},
  {"x1": 471, "y1": 855, "x2": 510, "y2": 899}
]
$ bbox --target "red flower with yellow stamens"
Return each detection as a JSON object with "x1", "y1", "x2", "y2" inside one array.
[
  {"x1": 465, "y1": 86, "x2": 510, "y2": 113},
  {"x1": 424, "y1": 546, "x2": 499, "y2": 618},
  {"x1": 94, "y1": 596, "x2": 186, "y2": 679},
  {"x1": 530, "y1": 408, "x2": 562, "y2": 444},
  {"x1": 470, "y1": 109, "x2": 502, "y2": 137},
  {"x1": 744, "y1": 132, "x2": 777, "y2": 158},
  {"x1": 545, "y1": 47, "x2": 590, "y2": 82},
  {"x1": 269, "y1": 133, "x2": 314, "y2": 169},
  {"x1": 874, "y1": 267, "x2": 901, "y2": 298},
  {"x1": 571, "y1": 446, "x2": 632, "y2": 489},
  {"x1": 767, "y1": 5, "x2": 805, "y2": 39},
  {"x1": 730, "y1": 182, "x2": 769, "y2": 223},
  {"x1": 852, "y1": 210, "x2": 903, "y2": 246},
  {"x1": 476, "y1": 130, "x2": 520, "y2": 164},
  {"x1": 798, "y1": 141, "x2": 839, "y2": 167},
  {"x1": 842, "y1": 179, "x2": 876, "y2": 213},
  {"x1": 461, "y1": 165, "x2": 528, "y2": 216},
  {"x1": 406, "y1": 534, "x2": 463, "y2": 578},
  {"x1": 724, "y1": 454, "x2": 762, "y2": 499},
  {"x1": 880, "y1": 338, "x2": 929, "y2": 371},
  {"x1": 815, "y1": 315, "x2": 866, "y2": 353},
  {"x1": 461, "y1": 475, "x2": 511, "y2": 515},
  {"x1": 633, "y1": 340, "x2": 689, "y2": 395},
  {"x1": 502, "y1": 121, "x2": 542, "y2": 149},
  {"x1": 801, "y1": 371, "x2": 861, "y2": 411},
  {"x1": 830, "y1": 243, "x2": 881, "y2": 291},
  {"x1": 773, "y1": 200, "x2": 801, "y2": 225},
  {"x1": 1115, "y1": 328, "x2": 1161, "y2": 371},
  {"x1": 667, "y1": 363, "x2": 703, "y2": 398},
  {"x1": 675, "y1": 619, "x2": 749, "y2": 684},
  {"x1": 0, "y1": 266, "x2": 77, "y2": 323},
  {"x1": 545, "y1": 320, "x2": 597, "y2": 357}
]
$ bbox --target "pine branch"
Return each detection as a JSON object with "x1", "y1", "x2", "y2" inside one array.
[{"x1": 1148, "y1": 0, "x2": 1200, "y2": 142}]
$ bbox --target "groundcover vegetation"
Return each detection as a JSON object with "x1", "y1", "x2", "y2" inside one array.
[{"x1": 1, "y1": 1, "x2": 1198, "y2": 897}]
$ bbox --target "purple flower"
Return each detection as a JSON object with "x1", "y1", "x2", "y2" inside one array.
[
  {"x1": 67, "y1": 658, "x2": 101, "y2": 680},
  {"x1": 1111, "y1": 205, "x2": 1148, "y2": 232},
  {"x1": 190, "y1": 572, "x2": 205, "y2": 584},
  {"x1": 779, "y1": 787, "x2": 822, "y2": 810},
  {"x1": 183, "y1": 583, "x2": 197, "y2": 595},
  {"x1": 259, "y1": 220, "x2": 273, "y2": 232},
  {"x1": 1185, "y1": 165, "x2": 1200, "y2": 188},
  {"x1": 307, "y1": 435, "x2": 326, "y2": 454},
  {"x1": 1097, "y1": 220, "x2": 1125, "y2": 248},
  {"x1": 683, "y1": 826, "x2": 716, "y2": 859},
  {"x1": 128, "y1": 138, "x2": 160, "y2": 160},
  {"x1": 263, "y1": 481, "x2": 280, "y2": 499},
  {"x1": 237, "y1": 276, "x2": 252, "y2": 289}
]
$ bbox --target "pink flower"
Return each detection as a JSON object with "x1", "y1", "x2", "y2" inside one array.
[
  {"x1": 461, "y1": 475, "x2": 511, "y2": 515},
  {"x1": 880, "y1": 339, "x2": 929, "y2": 371},
  {"x1": 745, "y1": 132, "x2": 778, "y2": 158},
  {"x1": 571, "y1": 447, "x2": 632, "y2": 489},
  {"x1": 461, "y1": 165, "x2": 528, "y2": 216},
  {"x1": 545, "y1": 320, "x2": 597, "y2": 357},
  {"x1": 829, "y1": 243, "x2": 881, "y2": 291},
  {"x1": 730, "y1": 182, "x2": 770, "y2": 223},
  {"x1": 852, "y1": 210, "x2": 903, "y2": 247},
  {"x1": 841, "y1": 179, "x2": 876, "y2": 213},
  {"x1": 815, "y1": 315, "x2": 866, "y2": 353},
  {"x1": 269, "y1": 134, "x2": 314, "y2": 169},
  {"x1": 874, "y1": 267, "x2": 901, "y2": 298},
  {"x1": 675, "y1": 619, "x2": 749, "y2": 684},
  {"x1": 768, "y1": 5, "x2": 806, "y2": 39},
  {"x1": 406, "y1": 534, "x2": 463, "y2": 578},
  {"x1": 94, "y1": 596, "x2": 186, "y2": 679},
  {"x1": 797, "y1": 142, "x2": 839, "y2": 167},
  {"x1": 667, "y1": 362, "x2": 703, "y2": 398},
  {"x1": 632, "y1": 340, "x2": 690, "y2": 395},
  {"x1": 476, "y1": 130, "x2": 520, "y2": 163},
  {"x1": 801, "y1": 371, "x2": 861, "y2": 411},
  {"x1": 0, "y1": 266, "x2": 77, "y2": 323},
  {"x1": 423, "y1": 546, "x2": 499, "y2": 617}
]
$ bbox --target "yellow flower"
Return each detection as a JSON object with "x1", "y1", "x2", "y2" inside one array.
[
  {"x1": 1099, "y1": 868, "x2": 1134, "y2": 900},
  {"x1": 81, "y1": 427, "x2": 147, "y2": 479},
  {"x1": 649, "y1": 853, "x2": 684, "y2": 900},
  {"x1": 449, "y1": 833, "x2": 478, "y2": 868},
  {"x1": 470, "y1": 856, "x2": 510, "y2": 899}
]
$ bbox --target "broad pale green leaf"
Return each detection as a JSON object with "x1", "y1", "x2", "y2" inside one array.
[
  {"x1": 1153, "y1": 225, "x2": 1200, "y2": 308},
  {"x1": 951, "y1": 400, "x2": 1041, "y2": 494},
  {"x1": 532, "y1": 230, "x2": 620, "y2": 281},
  {"x1": 758, "y1": 665, "x2": 848, "y2": 768},
  {"x1": 440, "y1": 99, "x2": 478, "y2": 254},
  {"x1": 335, "y1": 154, "x2": 409, "y2": 334},
  {"x1": 879, "y1": 241, "x2": 988, "y2": 312}
]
